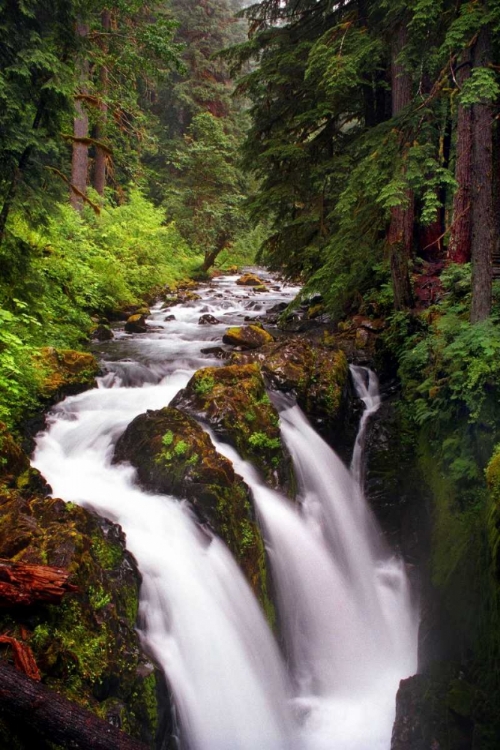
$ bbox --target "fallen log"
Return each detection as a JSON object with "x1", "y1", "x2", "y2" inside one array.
[
  {"x1": 0, "y1": 661, "x2": 149, "y2": 750},
  {"x1": 0, "y1": 559, "x2": 78, "y2": 607},
  {"x1": 0, "y1": 636, "x2": 41, "y2": 680}
]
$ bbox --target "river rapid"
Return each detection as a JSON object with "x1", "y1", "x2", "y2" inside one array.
[{"x1": 33, "y1": 271, "x2": 418, "y2": 750}]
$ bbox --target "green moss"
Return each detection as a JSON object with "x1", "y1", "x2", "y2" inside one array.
[
  {"x1": 174, "y1": 439, "x2": 188, "y2": 456},
  {"x1": 91, "y1": 534, "x2": 123, "y2": 570},
  {"x1": 193, "y1": 372, "x2": 216, "y2": 396},
  {"x1": 162, "y1": 430, "x2": 174, "y2": 447}
]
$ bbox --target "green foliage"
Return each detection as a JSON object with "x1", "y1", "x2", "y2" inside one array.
[
  {"x1": 248, "y1": 431, "x2": 281, "y2": 451},
  {"x1": 0, "y1": 190, "x2": 200, "y2": 429}
]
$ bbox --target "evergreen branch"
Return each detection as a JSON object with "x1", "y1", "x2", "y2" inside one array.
[{"x1": 45, "y1": 167, "x2": 101, "y2": 214}]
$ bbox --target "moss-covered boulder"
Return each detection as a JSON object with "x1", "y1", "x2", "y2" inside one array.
[
  {"x1": 113, "y1": 407, "x2": 272, "y2": 615},
  {"x1": 231, "y1": 337, "x2": 349, "y2": 439},
  {"x1": 236, "y1": 273, "x2": 265, "y2": 287},
  {"x1": 222, "y1": 325, "x2": 274, "y2": 350},
  {"x1": 90, "y1": 323, "x2": 114, "y2": 342},
  {"x1": 124, "y1": 314, "x2": 148, "y2": 334},
  {"x1": 0, "y1": 487, "x2": 160, "y2": 746},
  {"x1": 32, "y1": 348, "x2": 99, "y2": 404},
  {"x1": 172, "y1": 364, "x2": 291, "y2": 489}
]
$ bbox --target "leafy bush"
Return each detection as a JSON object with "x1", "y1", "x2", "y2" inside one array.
[{"x1": 0, "y1": 190, "x2": 202, "y2": 429}]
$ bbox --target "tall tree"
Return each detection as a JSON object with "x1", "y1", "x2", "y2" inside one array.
[{"x1": 387, "y1": 20, "x2": 414, "y2": 311}]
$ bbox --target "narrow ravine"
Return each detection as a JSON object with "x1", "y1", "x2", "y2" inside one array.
[{"x1": 32, "y1": 272, "x2": 418, "y2": 750}]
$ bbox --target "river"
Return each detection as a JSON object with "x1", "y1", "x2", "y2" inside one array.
[{"x1": 32, "y1": 271, "x2": 418, "y2": 750}]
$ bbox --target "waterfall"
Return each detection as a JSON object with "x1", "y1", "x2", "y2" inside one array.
[{"x1": 32, "y1": 272, "x2": 417, "y2": 750}]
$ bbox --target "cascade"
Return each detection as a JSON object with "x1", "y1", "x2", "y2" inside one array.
[{"x1": 32, "y1": 272, "x2": 417, "y2": 750}]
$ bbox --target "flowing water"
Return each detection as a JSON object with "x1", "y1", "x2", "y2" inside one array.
[{"x1": 32, "y1": 271, "x2": 418, "y2": 750}]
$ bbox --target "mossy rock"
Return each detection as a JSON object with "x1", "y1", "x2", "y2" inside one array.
[
  {"x1": 90, "y1": 323, "x2": 113, "y2": 342},
  {"x1": 0, "y1": 489, "x2": 159, "y2": 745},
  {"x1": 236, "y1": 273, "x2": 265, "y2": 286},
  {"x1": 113, "y1": 407, "x2": 273, "y2": 614},
  {"x1": 222, "y1": 325, "x2": 274, "y2": 350},
  {"x1": 172, "y1": 364, "x2": 291, "y2": 489},
  {"x1": 124, "y1": 314, "x2": 148, "y2": 334},
  {"x1": 0, "y1": 425, "x2": 49, "y2": 495},
  {"x1": 32, "y1": 348, "x2": 99, "y2": 403},
  {"x1": 231, "y1": 337, "x2": 349, "y2": 434}
]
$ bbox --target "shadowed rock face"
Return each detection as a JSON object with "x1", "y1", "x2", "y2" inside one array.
[
  {"x1": 113, "y1": 406, "x2": 273, "y2": 616},
  {"x1": 171, "y1": 364, "x2": 292, "y2": 490}
]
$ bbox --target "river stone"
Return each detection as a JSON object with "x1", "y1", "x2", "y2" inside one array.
[
  {"x1": 164, "y1": 314, "x2": 176, "y2": 322},
  {"x1": 124, "y1": 313, "x2": 148, "y2": 334},
  {"x1": 90, "y1": 324, "x2": 113, "y2": 342},
  {"x1": 222, "y1": 325, "x2": 274, "y2": 350},
  {"x1": 112, "y1": 406, "x2": 272, "y2": 612},
  {"x1": 236, "y1": 273, "x2": 265, "y2": 287},
  {"x1": 198, "y1": 314, "x2": 220, "y2": 325},
  {"x1": 171, "y1": 364, "x2": 291, "y2": 490}
]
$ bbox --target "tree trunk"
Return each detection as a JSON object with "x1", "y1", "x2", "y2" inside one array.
[
  {"x1": 0, "y1": 662, "x2": 148, "y2": 750},
  {"x1": 448, "y1": 51, "x2": 472, "y2": 263},
  {"x1": 93, "y1": 10, "x2": 111, "y2": 196},
  {"x1": 470, "y1": 25, "x2": 494, "y2": 323},
  {"x1": 71, "y1": 21, "x2": 90, "y2": 211},
  {"x1": 388, "y1": 23, "x2": 414, "y2": 311}
]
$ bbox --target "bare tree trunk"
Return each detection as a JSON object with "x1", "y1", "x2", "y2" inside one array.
[
  {"x1": 470, "y1": 26, "x2": 494, "y2": 323},
  {"x1": 93, "y1": 10, "x2": 111, "y2": 196},
  {"x1": 388, "y1": 23, "x2": 414, "y2": 311},
  {"x1": 71, "y1": 21, "x2": 90, "y2": 211},
  {"x1": 448, "y1": 51, "x2": 472, "y2": 264}
]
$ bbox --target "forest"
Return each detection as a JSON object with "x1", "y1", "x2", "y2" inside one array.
[{"x1": 1, "y1": 0, "x2": 500, "y2": 749}]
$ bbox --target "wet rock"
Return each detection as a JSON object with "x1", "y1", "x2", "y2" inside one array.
[
  {"x1": 164, "y1": 315, "x2": 176, "y2": 322},
  {"x1": 198, "y1": 314, "x2": 220, "y2": 325},
  {"x1": 222, "y1": 325, "x2": 274, "y2": 350},
  {"x1": 161, "y1": 297, "x2": 179, "y2": 309},
  {"x1": 200, "y1": 346, "x2": 228, "y2": 360},
  {"x1": 0, "y1": 425, "x2": 49, "y2": 496},
  {"x1": 171, "y1": 364, "x2": 292, "y2": 489},
  {"x1": 0, "y1": 488, "x2": 159, "y2": 745},
  {"x1": 391, "y1": 671, "x2": 477, "y2": 750},
  {"x1": 133, "y1": 306, "x2": 151, "y2": 317},
  {"x1": 113, "y1": 407, "x2": 273, "y2": 613},
  {"x1": 124, "y1": 314, "x2": 148, "y2": 334},
  {"x1": 225, "y1": 265, "x2": 238, "y2": 274},
  {"x1": 90, "y1": 324, "x2": 113, "y2": 342},
  {"x1": 252, "y1": 285, "x2": 269, "y2": 293},
  {"x1": 33, "y1": 348, "x2": 99, "y2": 403},
  {"x1": 267, "y1": 302, "x2": 288, "y2": 315},
  {"x1": 230, "y1": 337, "x2": 349, "y2": 450},
  {"x1": 236, "y1": 274, "x2": 265, "y2": 287}
]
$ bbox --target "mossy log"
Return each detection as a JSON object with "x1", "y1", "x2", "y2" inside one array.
[
  {"x1": 0, "y1": 559, "x2": 77, "y2": 607},
  {"x1": 0, "y1": 662, "x2": 148, "y2": 750}
]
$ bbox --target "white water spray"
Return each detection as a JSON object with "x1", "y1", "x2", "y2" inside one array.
[{"x1": 32, "y1": 272, "x2": 417, "y2": 750}]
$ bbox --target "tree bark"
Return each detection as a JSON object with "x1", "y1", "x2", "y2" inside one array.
[
  {"x1": 470, "y1": 25, "x2": 494, "y2": 323},
  {"x1": 388, "y1": 22, "x2": 414, "y2": 311},
  {"x1": 0, "y1": 559, "x2": 77, "y2": 607},
  {"x1": 71, "y1": 21, "x2": 90, "y2": 211},
  {"x1": 448, "y1": 51, "x2": 472, "y2": 263},
  {"x1": 0, "y1": 662, "x2": 148, "y2": 750},
  {"x1": 93, "y1": 10, "x2": 111, "y2": 196}
]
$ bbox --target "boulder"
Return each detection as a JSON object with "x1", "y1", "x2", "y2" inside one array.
[
  {"x1": 113, "y1": 407, "x2": 273, "y2": 613},
  {"x1": 33, "y1": 348, "x2": 99, "y2": 403},
  {"x1": 198, "y1": 314, "x2": 220, "y2": 326},
  {"x1": 222, "y1": 325, "x2": 274, "y2": 350},
  {"x1": 200, "y1": 346, "x2": 229, "y2": 360},
  {"x1": 236, "y1": 274, "x2": 265, "y2": 287},
  {"x1": 171, "y1": 364, "x2": 291, "y2": 489},
  {"x1": 90, "y1": 324, "x2": 113, "y2": 342},
  {"x1": 124, "y1": 314, "x2": 148, "y2": 334},
  {"x1": 164, "y1": 315, "x2": 176, "y2": 322}
]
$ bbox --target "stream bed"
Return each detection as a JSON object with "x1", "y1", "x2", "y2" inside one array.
[{"x1": 32, "y1": 271, "x2": 418, "y2": 750}]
